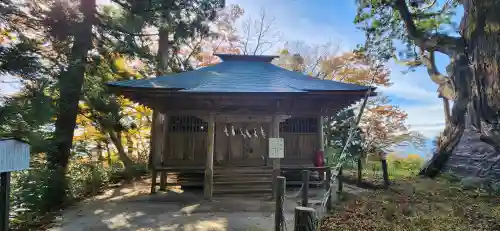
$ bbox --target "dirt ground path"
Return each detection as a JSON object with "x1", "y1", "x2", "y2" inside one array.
[{"x1": 48, "y1": 179, "x2": 365, "y2": 231}]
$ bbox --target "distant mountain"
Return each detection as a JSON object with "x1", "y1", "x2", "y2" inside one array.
[{"x1": 389, "y1": 139, "x2": 435, "y2": 160}]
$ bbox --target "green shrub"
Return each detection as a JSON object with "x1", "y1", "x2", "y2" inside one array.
[
  {"x1": 9, "y1": 167, "x2": 52, "y2": 227},
  {"x1": 68, "y1": 162, "x2": 111, "y2": 199},
  {"x1": 8, "y1": 158, "x2": 148, "y2": 230}
]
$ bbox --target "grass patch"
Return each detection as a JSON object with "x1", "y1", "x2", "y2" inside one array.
[{"x1": 320, "y1": 177, "x2": 500, "y2": 231}]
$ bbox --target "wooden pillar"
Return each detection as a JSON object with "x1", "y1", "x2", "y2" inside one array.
[
  {"x1": 357, "y1": 158, "x2": 363, "y2": 184},
  {"x1": 381, "y1": 158, "x2": 390, "y2": 188},
  {"x1": 159, "y1": 114, "x2": 169, "y2": 191},
  {"x1": 336, "y1": 166, "x2": 343, "y2": 200},
  {"x1": 294, "y1": 207, "x2": 316, "y2": 231},
  {"x1": 326, "y1": 168, "x2": 333, "y2": 212},
  {"x1": 301, "y1": 170, "x2": 309, "y2": 207},
  {"x1": 204, "y1": 114, "x2": 215, "y2": 200},
  {"x1": 150, "y1": 111, "x2": 163, "y2": 194},
  {"x1": 275, "y1": 176, "x2": 286, "y2": 231},
  {"x1": 317, "y1": 116, "x2": 324, "y2": 152},
  {"x1": 0, "y1": 172, "x2": 11, "y2": 231},
  {"x1": 271, "y1": 114, "x2": 281, "y2": 198}
]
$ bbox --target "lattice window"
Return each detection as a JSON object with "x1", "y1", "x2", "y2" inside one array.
[
  {"x1": 168, "y1": 115, "x2": 207, "y2": 133},
  {"x1": 280, "y1": 117, "x2": 317, "y2": 133}
]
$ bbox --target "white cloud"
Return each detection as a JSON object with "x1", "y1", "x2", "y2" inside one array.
[
  {"x1": 402, "y1": 104, "x2": 446, "y2": 138},
  {"x1": 379, "y1": 61, "x2": 439, "y2": 103},
  {"x1": 379, "y1": 80, "x2": 438, "y2": 103},
  {"x1": 379, "y1": 63, "x2": 446, "y2": 138}
]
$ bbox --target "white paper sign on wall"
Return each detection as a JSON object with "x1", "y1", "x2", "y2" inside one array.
[
  {"x1": 0, "y1": 138, "x2": 30, "y2": 172},
  {"x1": 268, "y1": 138, "x2": 284, "y2": 159}
]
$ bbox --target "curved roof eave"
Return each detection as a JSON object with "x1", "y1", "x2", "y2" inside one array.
[{"x1": 106, "y1": 54, "x2": 376, "y2": 94}]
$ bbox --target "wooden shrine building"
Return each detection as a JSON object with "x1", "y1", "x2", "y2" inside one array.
[{"x1": 108, "y1": 54, "x2": 375, "y2": 199}]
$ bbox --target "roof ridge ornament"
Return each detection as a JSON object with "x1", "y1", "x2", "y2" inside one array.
[{"x1": 215, "y1": 54, "x2": 278, "y2": 63}]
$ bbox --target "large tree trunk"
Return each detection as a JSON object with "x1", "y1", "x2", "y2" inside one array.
[
  {"x1": 149, "y1": 27, "x2": 170, "y2": 169},
  {"x1": 420, "y1": 53, "x2": 470, "y2": 177},
  {"x1": 454, "y1": 0, "x2": 500, "y2": 178},
  {"x1": 423, "y1": 0, "x2": 500, "y2": 180},
  {"x1": 46, "y1": 0, "x2": 95, "y2": 209}
]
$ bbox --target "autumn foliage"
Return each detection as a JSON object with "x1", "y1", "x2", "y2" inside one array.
[
  {"x1": 318, "y1": 52, "x2": 391, "y2": 87},
  {"x1": 195, "y1": 5, "x2": 244, "y2": 67},
  {"x1": 277, "y1": 45, "x2": 413, "y2": 153},
  {"x1": 361, "y1": 101, "x2": 409, "y2": 150}
]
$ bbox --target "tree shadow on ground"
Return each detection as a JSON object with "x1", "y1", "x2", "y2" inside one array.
[{"x1": 47, "y1": 179, "x2": 299, "y2": 231}]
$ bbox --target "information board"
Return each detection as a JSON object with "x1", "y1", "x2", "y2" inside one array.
[
  {"x1": 268, "y1": 138, "x2": 284, "y2": 158},
  {"x1": 0, "y1": 139, "x2": 30, "y2": 172}
]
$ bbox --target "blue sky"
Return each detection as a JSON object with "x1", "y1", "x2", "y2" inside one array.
[{"x1": 227, "y1": 0, "x2": 453, "y2": 142}]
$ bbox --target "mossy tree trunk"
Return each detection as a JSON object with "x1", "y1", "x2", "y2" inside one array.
[
  {"x1": 465, "y1": 0, "x2": 500, "y2": 150},
  {"x1": 423, "y1": 0, "x2": 500, "y2": 178},
  {"x1": 385, "y1": 0, "x2": 500, "y2": 178}
]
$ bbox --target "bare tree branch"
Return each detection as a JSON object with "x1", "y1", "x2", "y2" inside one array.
[{"x1": 239, "y1": 7, "x2": 282, "y2": 55}]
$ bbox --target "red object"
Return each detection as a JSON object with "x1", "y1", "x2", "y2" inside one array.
[{"x1": 314, "y1": 150, "x2": 325, "y2": 167}]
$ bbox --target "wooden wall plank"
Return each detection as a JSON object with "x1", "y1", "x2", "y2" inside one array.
[{"x1": 214, "y1": 122, "x2": 229, "y2": 165}]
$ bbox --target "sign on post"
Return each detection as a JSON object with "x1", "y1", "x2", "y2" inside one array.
[
  {"x1": 269, "y1": 138, "x2": 284, "y2": 159},
  {"x1": 0, "y1": 138, "x2": 30, "y2": 231},
  {"x1": 0, "y1": 138, "x2": 30, "y2": 172}
]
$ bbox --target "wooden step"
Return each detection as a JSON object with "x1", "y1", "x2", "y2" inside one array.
[
  {"x1": 214, "y1": 174, "x2": 272, "y2": 179},
  {"x1": 214, "y1": 185, "x2": 271, "y2": 190},
  {"x1": 213, "y1": 167, "x2": 273, "y2": 195},
  {"x1": 214, "y1": 180, "x2": 271, "y2": 185},
  {"x1": 168, "y1": 181, "x2": 204, "y2": 186},
  {"x1": 214, "y1": 168, "x2": 273, "y2": 174},
  {"x1": 213, "y1": 188, "x2": 272, "y2": 195}
]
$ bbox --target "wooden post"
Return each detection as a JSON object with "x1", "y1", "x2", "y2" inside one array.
[
  {"x1": 275, "y1": 176, "x2": 286, "y2": 231},
  {"x1": 204, "y1": 114, "x2": 215, "y2": 200},
  {"x1": 150, "y1": 111, "x2": 163, "y2": 194},
  {"x1": 317, "y1": 116, "x2": 324, "y2": 153},
  {"x1": 150, "y1": 170, "x2": 157, "y2": 194},
  {"x1": 294, "y1": 207, "x2": 316, "y2": 231},
  {"x1": 381, "y1": 159, "x2": 390, "y2": 188},
  {"x1": 271, "y1": 114, "x2": 281, "y2": 198},
  {"x1": 357, "y1": 158, "x2": 362, "y2": 185},
  {"x1": 336, "y1": 167, "x2": 343, "y2": 200},
  {"x1": 326, "y1": 168, "x2": 333, "y2": 212},
  {"x1": 159, "y1": 172, "x2": 166, "y2": 191},
  {"x1": 0, "y1": 172, "x2": 11, "y2": 231},
  {"x1": 301, "y1": 170, "x2": 309, "y2": 207},
  {"x1": 159, "y1": 114, "x2": 169, "y2": 191}
]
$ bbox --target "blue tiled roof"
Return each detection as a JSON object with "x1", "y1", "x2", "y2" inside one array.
[{"x1": 108, "y1": 54, "x2": 373, "y2": 93}]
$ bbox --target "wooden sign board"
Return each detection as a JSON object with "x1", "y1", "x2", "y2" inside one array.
[
  {"x1": 0, "y1": 138, "x2": 30, "y2": 173},
  {"x1": 269, "y1": 138, "x2": 284, "y2": 159}
]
